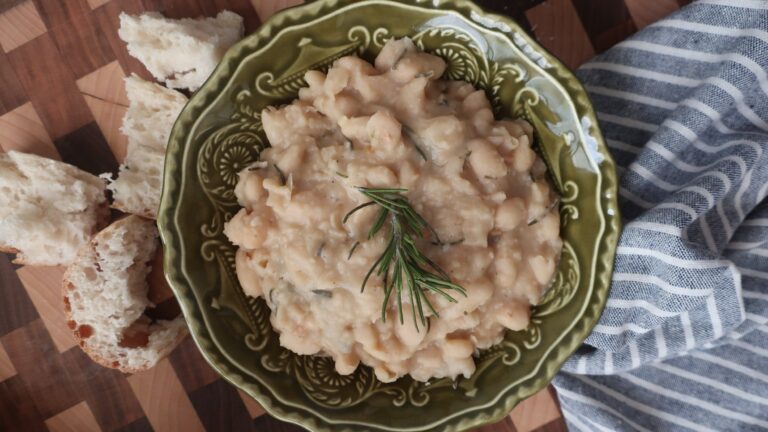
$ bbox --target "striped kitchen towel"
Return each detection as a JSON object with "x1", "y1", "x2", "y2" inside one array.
[{"x1": 552, "y1": 0, "x2": 768, "y2": 430}]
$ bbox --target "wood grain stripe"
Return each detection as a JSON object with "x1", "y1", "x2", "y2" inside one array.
[
  {"x1": 510, "y1": 388, "x2": 563, "y2": 431},
  {"x1": 50, "y1": 9, "x2": 116, "y2": 78},
  {"x1": 53, "y1": 122, "x2": 119, "y2": 176},
  {"x1": 0, "y1": 49, "x2": 27, "y2": 115},
  {"x1": 0, "y1": 340, "x2": 16, "y2": 382},
  {"x1": 238, "y1": 389, "x2": 266, "y2": 419},
  {"x1": 0, "y1": 257, "x2": 39, "y2": 337},
  {"x1": 128, "y1": 358, "x2": 205, "y2": 432},
  {"x1": 7, "y1": 34, "x2": 93, "y2": 139},
  {"x1": 625, "y1": 0, "x2": 683, "y2": 29},
  {"x1": 168, "y1": 337, "x2": 221, "y2": 393},
  {"x1": 0, "y1": 0, "x2": 26, "y2": 13},
  {"x1": 91, "y1": 0, "x2": 159, "y2": 81},
  {"x1": 0, "y1": 375, "x2": 48, "y2": 431},
  {"x1": 530, "y1": 417, "x2": 568, "y2": 432},
  {"x1": 252, "y1": 413, "x2": 308, "y2": 432},
  {"x1": 526, "y1": 0, "x2": 595, "y2": 69},
  {"x1": 158, "y1": 0, "x2": 261, "y2": 33},
  {"x1": 86, "y1": 0, "x2": 109, "y2": 8},
  {"x1": 16, "y1": 266, "x2": 76, "y2": 352},
  {"x1": 571, "y1": 0, "x2": 637, "y2": 53},
  {"x1": 45, "y1": 401, "x2": 102, "y2": 432},
  {"x1": 113, "y1": 417, "x2": 153, "y2": 432},
  {"x1": 31, "y1": 0, "x2": 90, "y2": 29},
  {"x1": 0, "y1": 1, "x2": 47, "y2": 52},
  {"x1": 76, "y1": 61, "x2": 129, "y2": 162},
  {"x1": 0, "y1": 102, "x2": 58, "y2": 159},
  {"x1": 1, "y1": 320, "x2": 80, "y2": 417},
  {"x1": 61, "y1": 347, "x2": 146, "y2": 431},
  {"x1": 188, "y1": 379, "x2": 255, "y2": 431},
  {"x1": 475, "y1": 416, "x2": 518, "y2": 432}
]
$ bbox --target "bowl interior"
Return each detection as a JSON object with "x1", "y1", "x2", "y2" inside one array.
[{"x1": 159, "y1": 1, "x2": 620, "y2": 431}]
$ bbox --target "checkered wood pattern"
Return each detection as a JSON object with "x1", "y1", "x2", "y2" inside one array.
[{"x1": 0, "y1": 0, "x2": 691, "y2": 430}]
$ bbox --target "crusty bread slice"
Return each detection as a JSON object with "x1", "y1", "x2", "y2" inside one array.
[
  {"x1": 106, "y1": 75, "x2": 187, "y2": 219},
  {"x1": 118, "y1": 10, "x2": 244, "y2": 90},
  {"x1": 0, "y1": 151, "x2": 109, "y2": 266},
  {"x1": 120, "y1": 74, "x2": 188, "y2": 152},
  {"x1": 62, "y1": 215, "x2": 187, "y2": 373}
]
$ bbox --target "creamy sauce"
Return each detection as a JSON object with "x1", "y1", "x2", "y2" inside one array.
[{"x1": 225, "y1": 38, "x2": 561, "y2": 382}]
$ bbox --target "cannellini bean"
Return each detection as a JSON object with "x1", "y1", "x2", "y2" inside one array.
[
  {"x1": 334, "y1": 352, "x2": 360, "y2": 375},
  {"x1": 516, "y1": 118, "x2": 534, "y2": 141},
  {"x1": 471, "y1": 108, "x2": 495, "y2": 134},
  {"x1": 447, "y1": 80, "x2": 474, "y2": 99},
  {"x1": 468, "y1": 138, "x2": 507, "y2": 179},
  {"x1": 529, "y1": 255, "x2": 556, "y2": 284},
  {"x1": 354, "y1": 323, "x2": 377, "y2": 347},
  {"x1": 324, "y1": 67, "x2": 349, "y2": 95},
  {"x1": 374, "y1": 37, "x2": 417, "y2": 71},
  {"x1": 488, "y1": 124, "x2": 518, "y2": 150},
  {"x1": 443, "y1": 337, "x2": 474, "y2": 358},
  {"x1": 224, "y1": 209, "x2": 269, "y2": 249},
  {"x1": 355, "y1": 165, "x2": 397, "y2": 188},
  {"x1": 460, "y1": 203, "x2": 494, "y2": 247},
  {"x1": 492, "y1": 252, "x2": 518, "y2": 288},
  {"x1": 422, "y1": 116, "x2": 465, "y2": 164},
  {"x1": 512, "y1": 136, "x2": 536, "y2": 172},
  {"x1": 536, "y1": 211, "x2": 560, "y2": 242},
  {"x1": 338, "y1": 116, "x2": 371, "y2": 143},
  {"x1": 389, "y1": 53, "x2": 446, "y2": 83},
  {"x1": 462, "y1": 90, "x2": 492, "y2": 112},
  {"x1": 304, "y1": 70, "x2": 326, "y2": 89},
  {"x1": 277, "y1": 144, "x2": 305, "y2": 173},
  {"x1": 279, "y1": 330, "x2": 321, "y2": 355},
  {"x1": 398, "y1": 160, "x2": 420, "y2": 189},
  {"x1": 446, "y1": 277, "x2": 493, "y2": 318},
  {"x1": 234, "y1": 171, "x2": 265, "y2": 207},
  {"x1": 335, "y1": 55, "x2": 377, "y2": 77},
  {"x1": 235, "y1": 248, "x2": 263, "y2": 298},
  {"x1": 374, "y1": 365, "x2": 398, "y2": 383},
  {"x1": 529, "y1": 180, "x2": 550, "y2": 206},
  {"x1": 497, "y1": 300, "x2": 530, "y2": 330},
  {"x1": 367, "y1": 111, "x2": 403, "y2": 155},
  {"x1": 328, "y1": 92, "x2": 360, "y2": 119},
  {"x1": 495, "y1": 197, "x2": 526, "y2": 231},
  {"x1": 394, "y1": 305, "x2": 427, "y2": 347},
  {"x1": 499, "y1": 119, "x2": 525, "y2": 138}
]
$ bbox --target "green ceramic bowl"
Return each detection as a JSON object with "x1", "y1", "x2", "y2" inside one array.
[{"x1": 158, "y1": 0, "x2": 621, "y2": 430}]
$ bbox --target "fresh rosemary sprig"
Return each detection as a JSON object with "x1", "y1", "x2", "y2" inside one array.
[{"x1": 343, "y1": 187, "x2": 466, "y2": 331}]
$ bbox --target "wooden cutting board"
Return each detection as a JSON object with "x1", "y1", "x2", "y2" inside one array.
[{"x1": 0, "y1": 0, "x2": 688, "y2": 430}]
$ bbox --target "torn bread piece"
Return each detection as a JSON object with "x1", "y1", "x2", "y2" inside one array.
[
  {"x1": 0, "y1": 151, "x2": 109, "y2": 266},
  {"x1": 118, "y1": 10, "x2": 244, "y2": 90},
  {"x1": 107, "y1": 75, "x2": 187, "y2": 219},
  {"x1": 63, "y1": 215, "x2": 187, "y2": 373}
]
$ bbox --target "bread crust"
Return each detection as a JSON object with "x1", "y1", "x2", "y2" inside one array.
[{"x1": 62, "y1": 215, "x2": 187, "y2": 373}]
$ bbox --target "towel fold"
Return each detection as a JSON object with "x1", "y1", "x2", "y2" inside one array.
[{"x1": 553, "y1": 1, "x2": 768, "y2": 430}]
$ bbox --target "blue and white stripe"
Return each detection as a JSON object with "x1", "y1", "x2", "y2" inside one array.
[{"x1": 554, "y1": 1, "x2": 768, "y2": 430}]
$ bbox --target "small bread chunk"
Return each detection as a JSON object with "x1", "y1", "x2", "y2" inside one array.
[
  {"x1": 107, "y1": 75, "x2": 187, "y2": 219},
  {"x1": 118, "y1": 10, "x2": 244, "y2": 90},
  {"x1": 63, "y1": 215, "x2": 187, "y2": 373},
  {"x1": 0, "y1": 151, "x2": 108, "y2": 266}
]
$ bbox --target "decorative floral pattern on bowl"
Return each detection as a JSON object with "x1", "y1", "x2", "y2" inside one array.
[{"x1": 158, "y1": 0, "x2": 621, "y2": 430}]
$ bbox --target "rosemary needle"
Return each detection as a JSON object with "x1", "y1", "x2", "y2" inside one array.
[{"x1": 343, "y1": 187, "x2": 466, "y2": 331}]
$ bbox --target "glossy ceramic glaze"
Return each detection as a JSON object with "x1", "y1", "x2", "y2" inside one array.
[{"x1": 158, "y1": 1, "x2": 621, "y2": 430}]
